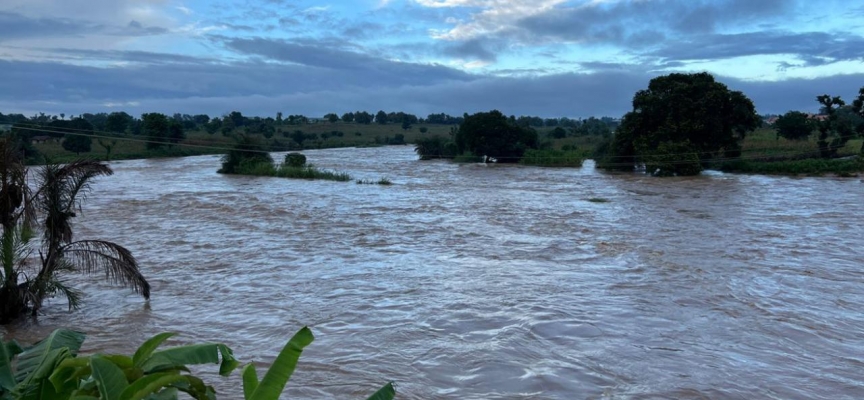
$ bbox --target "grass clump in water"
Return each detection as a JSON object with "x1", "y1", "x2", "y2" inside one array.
[
  {"x1": 587, "y1": 197, "x2": 610, "y2": 203},
  {"x1": 356, "y1": 178, "x2": 393, "y2": 185}
]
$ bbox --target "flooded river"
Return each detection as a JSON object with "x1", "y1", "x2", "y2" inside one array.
[{"x1": 3, "y1": 146, "x2": 863, "y2": 399}]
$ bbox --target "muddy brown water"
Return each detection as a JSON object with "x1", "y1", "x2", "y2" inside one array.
[{"x1": 2, "y1": 146, "x2": 863, "y2": 399}]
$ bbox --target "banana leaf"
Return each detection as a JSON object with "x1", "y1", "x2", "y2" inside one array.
[
  {"x1": 90, "y1": 356, "x2": 128, "y2": 400},
  {"x1": 247, "y1": 327, "x2": 314, "y2": 400}
]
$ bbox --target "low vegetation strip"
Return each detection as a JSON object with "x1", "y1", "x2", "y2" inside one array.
[
  {"x1": 519, "y1": 149, "x2": 587, "y2": 167},
  {"x1": 715, "y1": 156, "x2": 864, "y2": 176},
  {"x1": 237, "y1": 162, "x2": 351, "y2": 181}
]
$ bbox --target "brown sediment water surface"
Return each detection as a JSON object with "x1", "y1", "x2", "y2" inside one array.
[{"x1": 2, "y1": 146, "x2": 863, "y2": 399}]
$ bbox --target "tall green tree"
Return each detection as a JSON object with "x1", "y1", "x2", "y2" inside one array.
[
  {"x1": 142, "y1": 113, "x2": 170, "y2": 150},
  {"x1": 601, "y1": 72, "x2": 760, "y2": 175},
  {"x1": 62, "y1": 133, "x2": 92, "y2": 155},
  {"x1": 375, "y1": 110, "x2": 388, "y2": 125},
  {"x1": 51, "y1": 118, "x2": 94, "y2": 155},
  {"x1": 815, "y1": 95, "x2": 847, "y2": 158},
  {"x1": 775, "y1": 111, "x2": 814, "y2": 141},
  {"x1": 454, "y1": 110, "x2": 539, "y2": 163},
  {"x1": 105, "y1": 111, "x2": 133, "y2": 133},
  {"x1": 853, "y1": 86, "x2": 864, "y2": 152}
]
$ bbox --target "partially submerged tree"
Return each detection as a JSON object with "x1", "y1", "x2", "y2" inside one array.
[
  {"x1": 600, "y1": 72, "x2": 760, "y2": 175},
  {"x1": 454, "y1": 110, "x2": 538, "y2": 163},
  {"x1": 0, "y1": 147, "x2": 150, "y2": 323},
  {"x1": 218, "y1": 134, "x2": 273, "y2": 174}
]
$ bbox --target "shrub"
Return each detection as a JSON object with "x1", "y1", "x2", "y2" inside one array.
[
  {"x1": 219, "y1": 135, "x2": 273, "y2": 174},
  {"x1": 414, "y1": 136, "x2": 456, "y2": 160},
  {"x1": 274, "y1": 164, "x2": 351, "y2": 181},
  {"x1": 284, "y1": 153, "x2": 307, "y2": 167}
]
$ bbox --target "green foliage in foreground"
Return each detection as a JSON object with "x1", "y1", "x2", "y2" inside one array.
[
  {"x1": 519, "y1": 149, "x2": 587, "y2": 167},
  {"x1": 715, "y1": 156, "x2": 864, "y2": 176},
  {"x1": 0, "y1": 327, "x2": 395, "y2": 400}
]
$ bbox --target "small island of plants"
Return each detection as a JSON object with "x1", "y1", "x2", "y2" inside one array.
[{"x1": 218, "y1": 135, "x2": 351, "y2": 181}]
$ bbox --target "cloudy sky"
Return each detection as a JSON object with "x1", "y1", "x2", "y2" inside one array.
[{"x1": 1, "y1": 0, "x2": 863, "y2": 119}]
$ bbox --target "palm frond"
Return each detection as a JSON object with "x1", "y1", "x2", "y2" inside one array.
[
  {"x1": 1, "y1": 226, "x2": 34, "y2": 279},
  {"x1": 36, "y1": 160, "x2": 113, "y2": 245},
  {"x1": 59, "y1": 239, "x2": 150, "y2": 300},
  {"x1": 53, "y1": 159, "x2": 113, "y2": 211},
  {"x1": 0, "y1": 139, "x2": 34, "y2": 231},
  {"x1": 49, "y1": 279, "x2": 84, "y2": 311}
]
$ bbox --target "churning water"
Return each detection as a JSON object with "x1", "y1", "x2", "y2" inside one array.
[{"x1": 3, "y1": 146, "x2": 863, "y2": 399}]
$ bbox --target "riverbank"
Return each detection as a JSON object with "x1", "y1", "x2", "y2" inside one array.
[{"x1": 28, "y1": 125, "x2": 864, "y2": 177}]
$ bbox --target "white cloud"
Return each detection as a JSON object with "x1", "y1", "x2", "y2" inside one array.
[{"x1": 415, "y1": 0, "x2": 568, "y2": 41}]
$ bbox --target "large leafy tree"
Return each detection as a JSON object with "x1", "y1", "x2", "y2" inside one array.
[
  {"x1": 603, "y1": 72, "x2": 760, "y2": 175},
  {"x1": 854, "y1": 87, "x2": 864, "y2": 152},
  {"x1": 775, "y1": 111, "x2": 814, "y2": 141},
  {"x1": 105, "y1": 111, "x2": 133, "y2": 133},
  {"x1": 815, "y1": 91, "x2": 864, "y2": 157},
  {"x1": 49, "y1": 118, "x2": 94, "y2": 155},
  {"x1": 454, "y1": 110, "x2": 539, "y2": 163},
  {"x1": 142, "y1": 112, "x2": 170, "y2": 150}
]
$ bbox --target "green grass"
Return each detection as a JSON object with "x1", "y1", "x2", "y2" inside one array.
[
  {"x1": 29, "y1": 123, "x2": 453, "y2": 164},
  {"x1": 235, "y1": 162, "x2": 351, "y2": 181}
]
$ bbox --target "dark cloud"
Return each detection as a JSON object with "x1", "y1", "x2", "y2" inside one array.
[
  {"x1": 341, "y1": 22, "x2": 385, "y2": 40},
  {"x1": 441, "y1": 39, "x2": 498, "y2": 62},
  {"x1": 0, "y1": 57, "x2": 859, "y2": 119},
  {"x1": 653, "y1": 31, "x2": 864, "y2": 64},
  {"x1": 517, "y1": 0, "x2": 791, "y2": 44},
  {"x1": 0, "y1": 11, "x2": 99, "y2": 41},
  {"x1": 125, "y1": 20, "x2": 168, "y2": 35},
  {"x1": 219, "y1": 37, "x2": 472, "y2": 86},
  {"x1": 0, "y1": 11, "x2": 168, "y2": 42},
  {"x1": 43, "y1": 49, "x2": 219, "y2": 65}
]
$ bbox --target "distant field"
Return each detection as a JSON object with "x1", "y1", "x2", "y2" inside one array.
[
  {"x1": 32, "y1": 122, "x2": 457, "y2": 163},
  {"x1": 31, "y1": 123, "x2": 862, "y2": 168}
]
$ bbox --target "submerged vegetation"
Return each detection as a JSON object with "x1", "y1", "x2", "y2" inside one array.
[
  {"x1": 357, "y1": 178, "x2": 393, "y2": 185},
  {"x1": 0, "y1": 139, "x2": 150, "y2": 323},
  {"x1": 0, "y1": 327, "x2": 396, "y2": 400},
  {"x1": 716, "y1": 157, "x2": 864, "y2": 176},
  {"x1": 595, "y1": 74, "x2": 864, "y2": 177},
  {"x1": 519, "y1": 149, "x2": 588, "y2": 167},
  {"x1": 219, "y1": 137, "x2": 351, "y2": 181}
]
